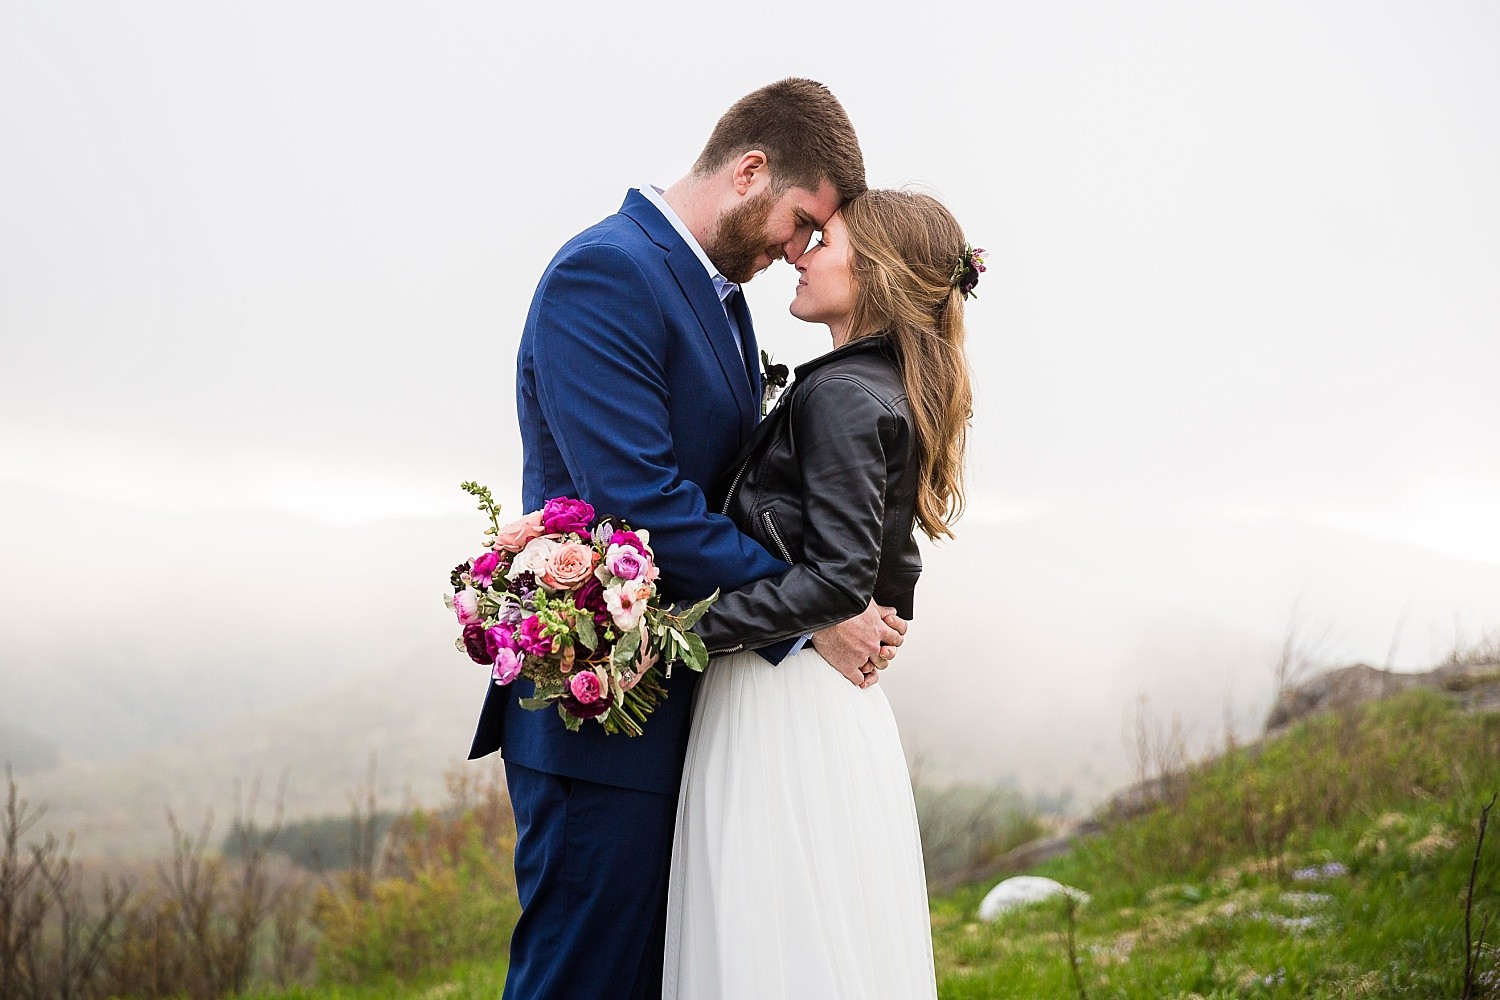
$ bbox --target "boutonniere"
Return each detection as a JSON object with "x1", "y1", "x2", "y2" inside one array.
[{"x1": 759, "y1": 350, "x2": 790, "y2": 417}]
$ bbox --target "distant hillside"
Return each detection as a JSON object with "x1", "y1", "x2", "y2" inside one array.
[
  {"x1": 0, "y1": 482, "x2": 477, "y2": 760},
  {"x1": 0, "y1": 717, "x2": 60, "y2": 775},
  {"x1": 22, "y1": 648, "x2": 485, "y2": 857}
]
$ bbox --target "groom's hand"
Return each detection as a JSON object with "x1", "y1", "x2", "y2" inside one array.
[{"x1": 811, "y1": 601, "x2": 907, "y2": 688}]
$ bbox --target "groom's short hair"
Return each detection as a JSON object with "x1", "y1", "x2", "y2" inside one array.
[{"x1": 693, "y1": 78, "x2": 866, "y2": 202}]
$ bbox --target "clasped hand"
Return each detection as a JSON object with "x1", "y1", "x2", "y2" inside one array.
[{"x1": 810, "y1": 600, "x2": 907, "y2": 689}]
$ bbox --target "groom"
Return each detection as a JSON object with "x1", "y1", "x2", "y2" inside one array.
[{"x1": 469, "y1": 79, "x2": 906, "y2": 999}]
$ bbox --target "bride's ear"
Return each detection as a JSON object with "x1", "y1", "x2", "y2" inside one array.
[{"x1": 731, "y1": 151, "x2": 769, "y2": 196}]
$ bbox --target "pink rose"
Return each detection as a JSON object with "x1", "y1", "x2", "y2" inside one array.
[
  {"x1": 604, "y1": 580, "x2": 652, "y2": 631},
  {"x1": 470, "y1": 550, "x2": 501, "y2": 588},
  {"x1": 541, "y1": 497, "x2": 595, "y2": 535},
  {"x1": 568, "y1": 669, "x2": 603, "y2": 705},
  {"x1": 491, "y1": 647, "x2": 524, "y2": 686},
  {"x1": 543, "y1": 543, "x2": 599, "y2": 590},
  {"x1": 605, "y1": 543, "x2": 648, "y2": 581},
  {"x1": 452, "y1": 589, "x2": 483, "y2": 627},
  {"x1": 493, "y1": 511, "x2": 545, "y2": 553}
]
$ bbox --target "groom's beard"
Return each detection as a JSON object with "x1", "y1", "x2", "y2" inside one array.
[{"x1": 706, "y1": 190, "x2": 778, "y2": 285}]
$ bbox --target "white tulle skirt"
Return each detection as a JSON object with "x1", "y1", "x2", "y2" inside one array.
[{"x1": 663, "y1": 646, "x2": 938, "y2": 1000}]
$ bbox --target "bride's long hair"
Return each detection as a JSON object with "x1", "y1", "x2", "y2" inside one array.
[{"x1": 840, "y1": 189, "x2": 974, "y2": 540}]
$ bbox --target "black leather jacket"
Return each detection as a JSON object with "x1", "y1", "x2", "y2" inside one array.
[{"x1": 694, "y1": 334, "x2": 923, "y2": 655}]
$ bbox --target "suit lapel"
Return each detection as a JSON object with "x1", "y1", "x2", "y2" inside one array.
[{"x1": 621, "y1": 192, "x2": 756, "y2": 435}]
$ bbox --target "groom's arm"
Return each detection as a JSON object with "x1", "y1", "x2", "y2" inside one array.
[{"x1": 530, "y1": 242, "x2": 788, "y2": 604}]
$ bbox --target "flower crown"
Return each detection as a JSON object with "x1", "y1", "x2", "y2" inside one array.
[{"x1": 950, "y1": 243, "x2": 987, "y2": 300}]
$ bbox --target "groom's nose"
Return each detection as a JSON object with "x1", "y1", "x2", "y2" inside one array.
[{"x1": 782, "y1": 234, "x2": 810, "y2": 266}]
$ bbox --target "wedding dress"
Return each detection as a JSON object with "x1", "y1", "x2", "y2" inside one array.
[{"x1": 663, "y1": 645, "x2": 938, "y2": 1000}]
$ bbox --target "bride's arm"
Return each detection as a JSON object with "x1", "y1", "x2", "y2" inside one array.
[{"x1": 692, "y1": 373, "x2": 900, "y2": 658}]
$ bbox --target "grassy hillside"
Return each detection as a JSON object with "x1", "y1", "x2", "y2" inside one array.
[
  {"x1": 225, "y1": 686, "x2": 1500, "y2": 1000},
  {"x1": 932, "y1": 687, "x2": 1500, "y2": 998}
]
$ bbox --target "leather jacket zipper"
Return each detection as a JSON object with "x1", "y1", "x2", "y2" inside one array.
[
  {"x1": 720, "y1": 456, "x2": 752, "y2": 515},
  {"x1": 761, "y1": 510, "x2": 794, "y2": 563}
]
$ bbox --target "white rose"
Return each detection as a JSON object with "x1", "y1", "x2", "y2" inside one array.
[{"x1": 506, "y1": 536, "x2": 561, "y2": 583}]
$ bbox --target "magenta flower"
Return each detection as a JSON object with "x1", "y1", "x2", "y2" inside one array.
[
  {"x1": 484, "y1": 624, "x2": 518, "y2": 661},
  {"x1": 461, "y1": 624, "x2": 490, "y2": 665},
  {"x1": 609, "y1": 529, "x2": 647, "y2": 553},
  {"x1": 491, "y1": 647, "x2": 524, "y2": 685},
  {"x1": 471, "y1": 550, "x2": 501, "y2": 588},
  {"x1": 541, "y1": 497, "x2": 595, "y2": 535},
  {"x1": 568, "y1": 670, "x2": 603, "y2": 704},
  {"x1": 516, "y1": 615, "x2": 553, "y2": 657}
]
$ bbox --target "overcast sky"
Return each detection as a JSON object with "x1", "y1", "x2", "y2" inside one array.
[{"x1": 3, "y1": 0, "x2": 1498, "y2": 563}]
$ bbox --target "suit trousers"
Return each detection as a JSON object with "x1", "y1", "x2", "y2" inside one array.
[{"x1": 503, "y1": 759, "x2": 679, "y2": 1000}]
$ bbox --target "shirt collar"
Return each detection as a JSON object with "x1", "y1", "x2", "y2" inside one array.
[{"x1": 639, "y1": 184, "x2": 739, "y2": 303}]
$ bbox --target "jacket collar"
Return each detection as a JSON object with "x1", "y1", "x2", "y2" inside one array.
[{"x1": 791, "y1": 331, "x2": 896, "y2": 381}]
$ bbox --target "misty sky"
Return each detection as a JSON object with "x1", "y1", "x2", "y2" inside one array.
[{"x1": 3, "y1": 1, "x2": 1498, "y2": 563}]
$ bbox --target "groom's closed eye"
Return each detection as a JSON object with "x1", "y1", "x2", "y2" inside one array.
[{"x1": 786, "y1": 211, "x2": 821, "y2": 258}]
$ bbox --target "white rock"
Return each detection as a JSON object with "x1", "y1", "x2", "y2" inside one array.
[{"x1": 978, "y1": 876, "x2": 1091, "y2": 921}]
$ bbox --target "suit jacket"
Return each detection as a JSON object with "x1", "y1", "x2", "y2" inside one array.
[{"x1": 468, "y1": 189, "x2": 791, "y2": 795}]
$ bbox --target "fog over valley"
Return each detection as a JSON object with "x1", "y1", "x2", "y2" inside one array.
[{"x1": 5, "y1": 482, "x2": 1497, "y2": 855}]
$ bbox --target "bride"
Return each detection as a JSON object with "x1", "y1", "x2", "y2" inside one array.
[{"x1": 667, "y1": 188, "x2": 978, "y2": 999}]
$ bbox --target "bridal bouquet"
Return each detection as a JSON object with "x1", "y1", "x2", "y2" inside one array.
[{"x1": 445, "y1": 482, "x2": 716, "y2": 736}]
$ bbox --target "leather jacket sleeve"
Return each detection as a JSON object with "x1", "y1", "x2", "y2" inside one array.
[{"x1": 692, "y1": 374, "x2": 898, "y2": 654}]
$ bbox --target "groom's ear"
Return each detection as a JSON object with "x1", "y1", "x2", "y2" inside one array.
[{"x1": 730, "y1": 151, "x2": 770, "y2": 196}]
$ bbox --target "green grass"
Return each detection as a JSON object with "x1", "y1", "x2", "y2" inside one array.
[
  {"x1": 932, "y1": 800, "x2": 1488, "y2": 998},
  {"x1": 932, "y1": 688, "x2": 1500, "y2": 999},
  {"x1": 251, "y1": 689, "x2": 1499, "y2": 1000},
  {"x1": 242, "y1": 959, "x2": 507, "y2": 1000}
]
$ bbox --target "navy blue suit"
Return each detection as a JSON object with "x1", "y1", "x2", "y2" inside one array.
[{"x1": 470, "y1": 190, "x2": 791, "y2": 999}]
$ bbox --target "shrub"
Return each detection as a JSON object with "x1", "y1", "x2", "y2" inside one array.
[{"x1": 310, "y1": 762, "x2": 518, "y2": 983}]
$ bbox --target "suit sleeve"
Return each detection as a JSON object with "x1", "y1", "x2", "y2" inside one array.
[
  {"x1": 530, "y1": 242, "x2": 788, "y2": 602},
  {"x1": 692, "y1": 375, "x2": 894, "y2": 654}
]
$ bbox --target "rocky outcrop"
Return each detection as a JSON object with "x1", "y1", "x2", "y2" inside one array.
[
  {"x1": 1265, "y1": 659, "x2": 1500, "y2": 733},
  {"x1": 962, "y1": 658, "x2": 1500, "y2": 887}
]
